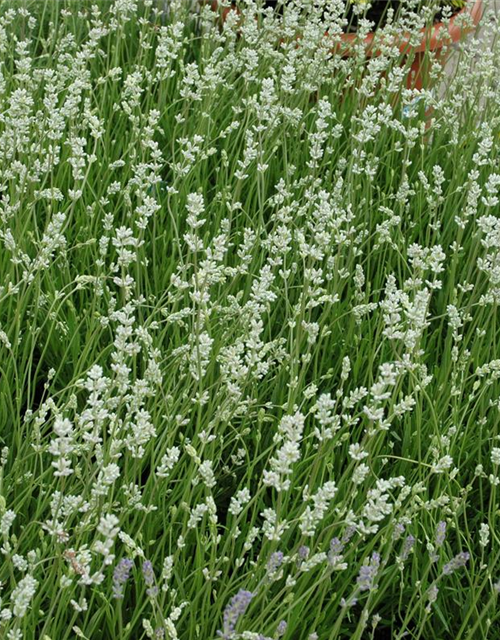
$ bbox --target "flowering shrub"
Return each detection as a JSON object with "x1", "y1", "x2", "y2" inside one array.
[{"x1": 0, "y1": 0, "x2": 498, "y2": 639}]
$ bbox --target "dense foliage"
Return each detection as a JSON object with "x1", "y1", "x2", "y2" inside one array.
[{"x1": 0, "y1": 1, "x2": 499, "y2": 639}]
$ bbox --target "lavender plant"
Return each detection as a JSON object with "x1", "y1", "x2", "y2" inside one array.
[{"x1": 0, "y1": 0, "x2": 499, "y2": 639}]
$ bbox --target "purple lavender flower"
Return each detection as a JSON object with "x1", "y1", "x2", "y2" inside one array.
[
  {"x1": 430, "y1": 521, "x2": 447, "y2": 562},
  {"x1": 142, "y1": 560, "x2": 159, "y2": 597},
  {"x1": 267, "y1": 551, "x2": 284, "y2": 574},
  {"x1": 356, "y1": 552, "x2": 380, "y2": 592},
  {"x1": 341, "y1": 526, "x2": 356, "y2": 544},
  {"x1": 340, "y1": 595, "x2": 358, "y2": 608},
  {"x1": 392, "y1": 523, "x2": 405, "y2": 541},
  {"x1": 330, "y1": 538, "x2": 344, "y2": 555},
  {"x1": 399, "y1": 535, "x2": 415, "y2": 562},
  {"x1": 328, "y1": 537, "x2": 346, "y2": 568},
  {"x1": 435, "y1": 521, "x2": 446, "y2": 548},
  {"x1": 329, "y1": 537, "x2": 344, "y2": 556},
  {"x1": 298, "y1": 545, "x2": 310, "y2": 560},
  {"x1": 296, "y1": 545, "x2": 310, "y2": 569},
  {"x1": 112, "y1": 558, "x2": 134, "y2": 599},
  {"x1": 442, "y1": 551, "x2": 470, "y2": 576},
  {"x1": 276, "y1": 620, "x2": 287, "y2": 636},
  {"x1": 217, "y1": 589, "x2": 254, "y2": 639}
]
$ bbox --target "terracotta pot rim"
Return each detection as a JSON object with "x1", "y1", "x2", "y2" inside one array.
[
  {"x1": 207, "y1": 0, "x2": 483, "y2": 55},
  {"x1": 338, "y1": 0, "x2": 483, "y2": 55}
]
